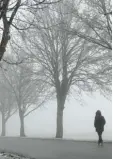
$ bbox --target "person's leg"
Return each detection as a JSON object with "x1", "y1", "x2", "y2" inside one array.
[
  {"x1": 97, "y1": 131, "x2": 101, "y2": 145},
  {"x1": 100, "y1": 131, "x2": 103, "y2": 145},
  {"x1": 98, "y1": 131, "x2": 104, "y2": 146}
]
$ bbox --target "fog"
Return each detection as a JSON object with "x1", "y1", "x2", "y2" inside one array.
[{"x1": 0, "y1": 92, "x2": 111, "y2": 141}]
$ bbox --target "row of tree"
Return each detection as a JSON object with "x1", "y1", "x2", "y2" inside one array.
[
  {"x1": 0, "y1": 0, "x2": 112, "y2": 138},
  {"x1": 0, "y1": 62, "x2": 51, "y2": 136}
]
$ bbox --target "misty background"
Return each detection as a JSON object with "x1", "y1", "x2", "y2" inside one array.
[
  {"x1": 0, "y1": 0, "x2": 112, "y2": 142},
  {"x1": 0, "y1": 92, "x2": 111, "y2": 140}
]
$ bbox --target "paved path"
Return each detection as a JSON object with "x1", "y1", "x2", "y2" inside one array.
[{"x1": 0, "y1": 137, "x2": 112, "y2": 159}]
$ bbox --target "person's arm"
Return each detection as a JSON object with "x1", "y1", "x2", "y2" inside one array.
[{"x1": 103, "y1": 116, "x2": 106, "y2": 125}]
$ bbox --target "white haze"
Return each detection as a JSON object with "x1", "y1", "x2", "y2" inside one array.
[{"x1": 0, "y1": 92, "x2": 112, "y2": 141}]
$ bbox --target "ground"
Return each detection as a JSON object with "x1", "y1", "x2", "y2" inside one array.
[{"x1": 0, "y1": 138, "x2": 112, "y2": 159}]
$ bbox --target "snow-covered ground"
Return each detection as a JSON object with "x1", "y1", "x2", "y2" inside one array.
[{"x1": 0, "y1": 153, "x2": 30, "y2": 159}]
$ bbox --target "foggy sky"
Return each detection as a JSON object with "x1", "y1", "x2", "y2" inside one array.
[{"x1": 0, "y1": 92, "x2": 112, "y2": 140}]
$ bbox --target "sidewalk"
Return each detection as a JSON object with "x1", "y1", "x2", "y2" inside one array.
[{"x1": 0, "y1": 137, "x2": 112, "y2": 159}]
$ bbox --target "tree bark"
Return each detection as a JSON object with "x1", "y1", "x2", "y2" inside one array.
[
  {"x1": 56, "y1": 96, "x2": 65, "y2": 138},
  {"x1": 1, "y1": 113, "x2": 6, "y2": 136},
  {"x1": 19, "y1": 109, "x2": 25, "y2": 137}
]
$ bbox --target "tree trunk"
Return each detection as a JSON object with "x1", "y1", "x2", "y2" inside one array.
[
  {"x1": 19, "y1": 110, "x2": 25, "y2": 137},
  {"x1": 0, "y1": 46, "x2": 5, "y2": 61},
  {"x1": 56, "y1": 97, "x2": 65, "y2": 138},
  {"x1": 1, "y1": 113, "x2": 6, "y2": 136}
]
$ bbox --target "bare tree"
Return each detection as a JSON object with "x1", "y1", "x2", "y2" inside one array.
[
  {"x1": 0, "y1": 71, "x2": 17, "y2": 136},
  {"x1": 25, "y1": 4, "x2": 111, "y2": 138},
  {"x1": 2, "y1": 62, "x2": 50, "y2": 136},
  {"x1": 69, "y1": 0, "x2": 112, "y2": 50},
  {"x1": 0, "y1": 0, "x2": 61, "y2": 62}
]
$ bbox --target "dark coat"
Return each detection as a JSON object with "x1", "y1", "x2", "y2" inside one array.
[{"x1": 94, "y1": 115, "x2": 106, "y2": 133}]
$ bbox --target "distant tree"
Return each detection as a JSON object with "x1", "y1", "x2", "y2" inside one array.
[
  {"x1": 2, "y1": 62, "x2": 50, "y2": 136},
  {"x1": 0, "y1": 72, "x2": 17, "y2": 136}
]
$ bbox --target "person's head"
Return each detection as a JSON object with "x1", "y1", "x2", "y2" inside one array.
[{"x1": 96, "y1": 110, "x2": 101, "y2": 116}]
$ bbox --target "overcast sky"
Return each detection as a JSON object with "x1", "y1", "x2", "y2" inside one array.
[{"x1": 0, "y1": 92, "x2": 111, "y2": 141}]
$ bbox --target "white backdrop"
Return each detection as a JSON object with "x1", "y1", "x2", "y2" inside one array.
[{"x1": 0, "y1": 92, "x2": 112, "y2": 141}]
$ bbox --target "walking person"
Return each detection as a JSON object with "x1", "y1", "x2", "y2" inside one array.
[{"x1": 94, "y1": 110, "x2": 106, "y2": 146}]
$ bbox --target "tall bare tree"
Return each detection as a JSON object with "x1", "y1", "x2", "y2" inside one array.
[
  {"x1": 25, "y1": 3, "x2": 111, "y2": 138},
  {"x1": 69, "y1": 0, "x2": 112, "y2": 50},
  {"x1": 0, "y1": 0, "x2": 61, "y2": 62}
]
